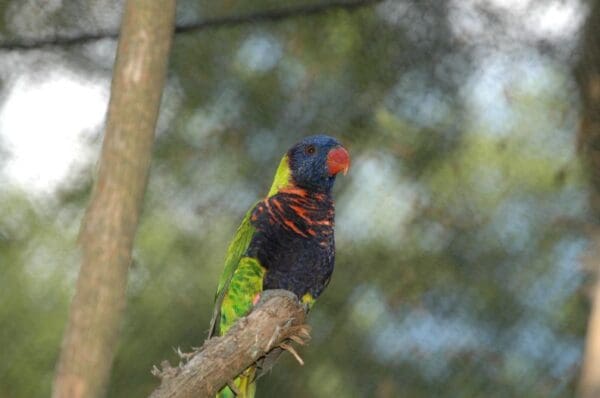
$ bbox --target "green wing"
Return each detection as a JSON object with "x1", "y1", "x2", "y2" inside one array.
[
  {"x1": 209, "y1": 154, "x2": 293, "y2": 338},
  {"x1": 208, "y1": 204, "x2": 257, "y2": 337}
]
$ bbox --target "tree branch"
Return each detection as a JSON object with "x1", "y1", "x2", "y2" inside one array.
[
  {"x1": 148, "y1": 290, "x2": 310, "y2": 398},
  {"x1": 0, "y1": 0, "x2": 381, "y2": 51}
]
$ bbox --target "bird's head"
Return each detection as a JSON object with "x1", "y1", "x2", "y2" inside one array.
[{"x1": 269, "y1": 135, "x2": 350, "y2": 196}]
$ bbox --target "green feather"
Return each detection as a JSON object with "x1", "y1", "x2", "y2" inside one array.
[
  {"x1": 215, "y1": 257, "x2": 265, "y2": 398},
  {"x1": 208, "y1": 206, "x2": 256, "y2": 337},
  {"x1": 219, "y1": 257, "x2": 265, "y2": 334},
  {"x1": 267, "y1": 154, "x2": 292, "y2": 197},
  {"x1": 210, "y1": 153, "x2": 293, "y2": 397},
  {"x1": 210, "y1": 153, "x2": 293, "y2": 335}
]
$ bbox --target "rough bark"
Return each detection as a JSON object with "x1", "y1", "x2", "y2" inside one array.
[
  {"x1": 149, "y1": 290, "x2": 310, "y2": 398},
  {"x1": 577, "y1": 1, "x2": 600, "y2": 397},
  {"x1": 52, "y1": 1, "x2": 176, "y2": 398}
]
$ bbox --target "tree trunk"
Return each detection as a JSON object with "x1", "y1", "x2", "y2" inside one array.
[
  {"x1": 577, "y1": 1, "x2": 600, "y2": 397},
  {"x1": 52, "y1": 1, "x2": 176, "y2": 397}
]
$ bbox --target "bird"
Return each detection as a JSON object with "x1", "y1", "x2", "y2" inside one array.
[{"x1": 208, "y1": 135, "x2": 350, "y2": 398}]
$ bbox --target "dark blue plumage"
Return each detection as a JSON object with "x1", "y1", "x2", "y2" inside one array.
[
  {"x1": 248, "y1": 190, "x2": 334, "y2": 300},
  {"x1": 246, "y1": 134, "x2": 349, "y2": 302},
  {"x1": 287, "y1": 135, "x2": 345, "y2": 193}
]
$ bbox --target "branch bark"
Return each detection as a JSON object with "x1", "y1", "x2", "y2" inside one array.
[
  {"x1": 149, "y1": 290, "x2": 310, "y2": 398},
  {"x1": 0, "y1": 0, "x2": 381, "y2": 51},
  {"x1": 52, "y1": 1, "x2": 176, "y2": 398}
]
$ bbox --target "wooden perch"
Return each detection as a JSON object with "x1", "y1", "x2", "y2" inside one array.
[{"x1": 149, "y1": 290, "x2": 310, "y2": 398}]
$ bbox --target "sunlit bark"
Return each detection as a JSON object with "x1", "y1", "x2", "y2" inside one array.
[
  {"x1": 576, "y1": 1, "x2": 600, "y2": 397},
  {"x1": 52, "y1": 1, "x2": 176, "y2": 397}
]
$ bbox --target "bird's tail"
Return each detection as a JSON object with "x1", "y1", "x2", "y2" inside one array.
[{"x1": 217, "y1": 367, "x2": 256, "y2": 398}]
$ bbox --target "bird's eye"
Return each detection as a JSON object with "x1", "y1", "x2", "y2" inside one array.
[{"x1": 305, "y1": 145, "x2": 316, "y2": 155}]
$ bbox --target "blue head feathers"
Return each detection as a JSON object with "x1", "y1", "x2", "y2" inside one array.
[{"x1": 287, "y1": 135, "x2": 350, "y2": 193}]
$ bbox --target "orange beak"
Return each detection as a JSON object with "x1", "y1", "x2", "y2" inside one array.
[{"x1": 327, "y1": 146, "x2": 350, "y2": 176}]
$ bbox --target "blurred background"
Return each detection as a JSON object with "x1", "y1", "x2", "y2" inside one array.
[{"x1": 0, "y1": 0, "x2": 598, "y2": 396}]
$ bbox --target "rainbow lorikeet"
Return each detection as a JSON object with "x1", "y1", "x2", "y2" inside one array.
[{"x1": 208, "y1": 135, "x2": 350, "y2": 398}]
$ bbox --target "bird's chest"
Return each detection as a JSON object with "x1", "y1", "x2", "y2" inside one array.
[{"x1": 246, "y1": 193, "x2": 335, "y2": 298}]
